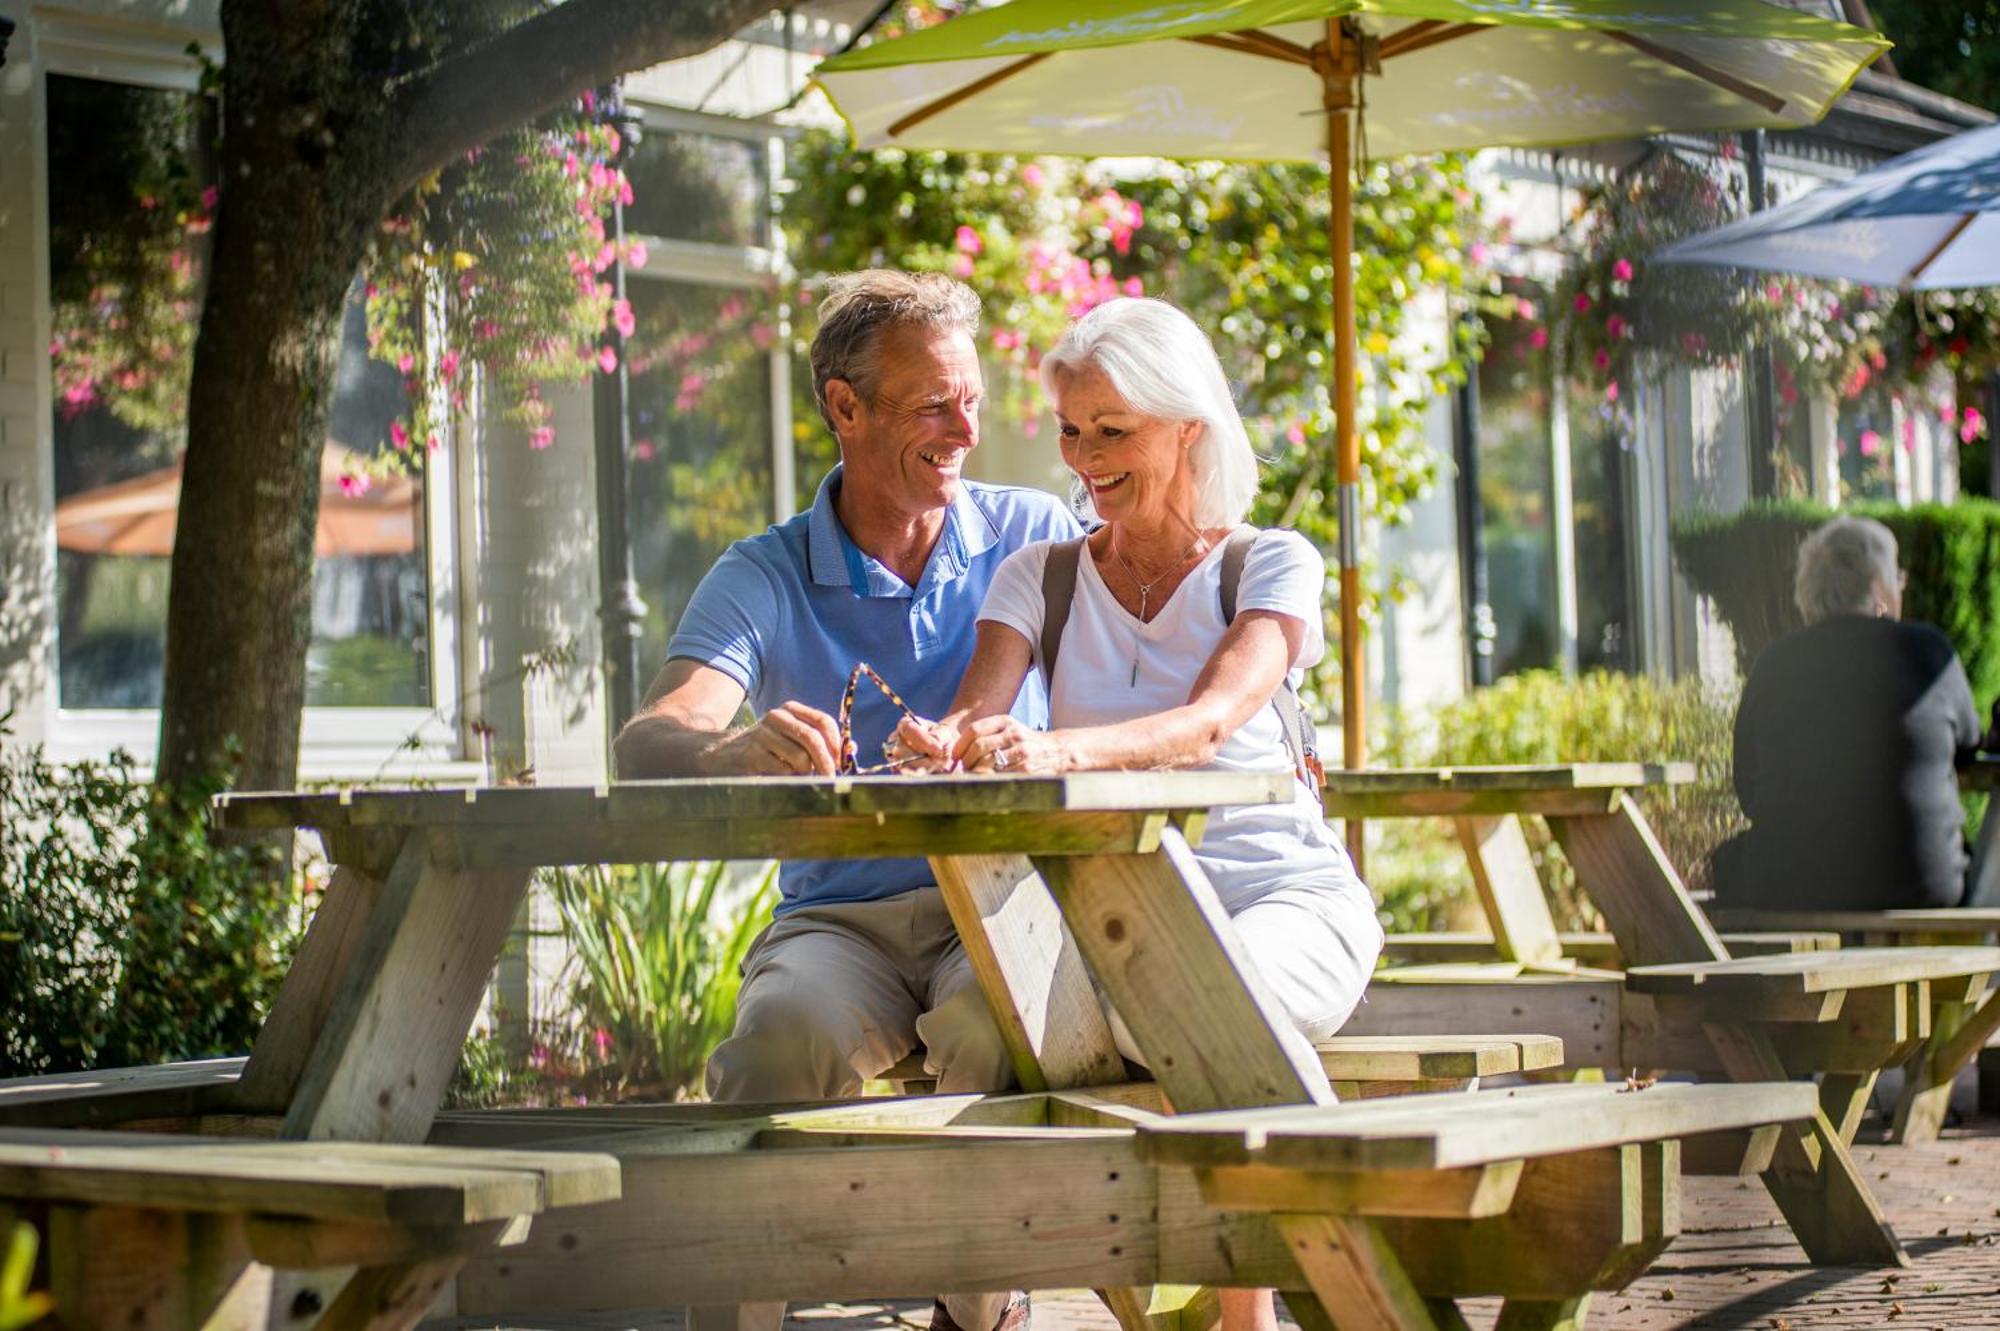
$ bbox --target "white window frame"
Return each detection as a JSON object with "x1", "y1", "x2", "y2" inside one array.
[{"x1": 34, "y1": 13, "x2": 474, "y2": 781}]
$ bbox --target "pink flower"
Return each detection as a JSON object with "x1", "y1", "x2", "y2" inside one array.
[
  {"x1": 200, "y1": 185, "x2": 219, "y2": 211},
  {"x1": 1022, "y1": 418, "x2": 1040, "y2": 439},
  {"x1": 631, "y1": 439, "x2": 656, "y2": 461},
  {"x1": 593, "y1": 1027, "x2": 613, "y2": 1057},
  {"x1": 1021, "y1": 163, "x2": 1046, "y2": 187},
  {"x1": 612, "y1": 299, "x2": 635, "y2": 339},
  {"x1": 951, "y1": 254, "x2": 975, "y2": 278},
  {"x1": 719, "y1": 296, "x2": 746, "y2": 323},
  {"x1": 1528, "y1": 327, "x2": 1549, "y2": 350},
  {"x1": 440, "y1": 349, "x2": 461, "y2": 382},
  {"x1": 954, "y1": 224, "x2": 983, "y2": 255},
  {"x1": 396, "y1": 354, "x2": 414, "y2": 375},
  {"x1": 1469, "y1": 241, "x2": 1490, "y2": 266},
  {"x1": 1123, "y1": 277, "x2": 1143, "y2": 296},
  {"x1": 1516, "y1": 298, "x2": 1536, "y2": 320},
  {"x1": 390, "y1": 421, "x2": 410, "y2": 451},
  {"x1": 337, "y1": 472, "x2": 371, "y2": 497},
  {"x1": 1573, "y1": 292, "x2": 1592, "y2": 314},
  {"x1": 1605, "y1": 314, "x2": 1627, "y2": 339},
  {"x1": 1858, "y1": 429, "x2": 1882, "y2": 458},
  {"x1": 625, "y1": 241, "x2": 649, "y2": 270},
  {"x1": 597, "y1": 345, "x2": 618, "y2": 375},
  {"x1": 1901, "y1": 417, "x2": 1917, "y2": 452},
  {"x1": 991, "y1": 329, "x2": 1021, "y2": 351},
  {"x1": 1963, "y1": 406, "x2": 1987, "y2": 444},
  {"x1": 1604, "y1": 381, "x2": 1620, "y2": 403},
  {"x1": 530, "y1": 426, "x2": 555, "y2": 450},
  {"x1": 1611, "y1": 258, "x2": 1634, "y2": 282},
  {"x1": 1286, "y1": 422, "x2": 1307, "y2": 446},
  {"x1": 1767, "y1": 284, "x2": 1784, "y2": 303},
  {"x1": 1593, "y1": 348, "x2": 1611, "y2": 371}
]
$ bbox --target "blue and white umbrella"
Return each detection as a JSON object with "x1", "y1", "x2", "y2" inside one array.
[{"x1": 1656, "y1": 120, "x2": 2000, "y2": 289}]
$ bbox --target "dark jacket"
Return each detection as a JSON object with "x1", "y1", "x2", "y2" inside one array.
[{"x1": 1715, "y1": 615, "x2": 1982, "y2": 910}]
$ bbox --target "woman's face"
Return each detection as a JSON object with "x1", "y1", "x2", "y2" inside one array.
[{"x1": 1050, "y1": 362, "x2": 1201, "y2": 530}]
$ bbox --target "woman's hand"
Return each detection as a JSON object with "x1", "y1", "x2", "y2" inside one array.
[
  {"x1": 952, "y1": 715, "x2": 1072, "y2": 775},
  {"x1": 890, "y1": 715, "x2": 962, "y2": 773}
]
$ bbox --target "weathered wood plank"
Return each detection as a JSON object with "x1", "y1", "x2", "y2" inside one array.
[
  {"x1": 282, "y1": 841, "x2": 532, "y2": 1143},
  {"x1": 1454, "y1": 816, "x2": 1563, "y2": 967},
  {"x1": 1343, "y1": 974, "x2": 1624, "y2": 1068},
  {"x1": 1313, "y1": 1036, "x2": 1566, "y2": 1083},
  {"x1": 214, "y1": 772, "x2": 1294, "y2": 833},
  {"x1": 1626, "y1": 947, "x2": 2000, "y2": 997},
  {"x1": 1710, "y1": 907, "x2": 2000, "y2": 940},
  {"x1": 0, "y1": 1129, "x2": 618, "y2": 1224},
  {"x1": 0, "y1": 1058, "x2": 245, "y2": 1129},
  {"x1": 1031, "y1": 829, "x2": 1335, "y2": 1113},
  {"x1": 1137, "y1": 1083, "x2": 1816, "y2": 1173},
  {"x1": 1381, "y1": 930, "x2": 1838, "y2": 967},
  {"x1": 1277, "y1": 1214, "x2": 1441, "y2": 1331},
  {"x1": 931, "y1": 853, "x2": 1126, "y2": 1092},
  {"x1": 1197, "y1": 1161, "x2": 1525, "y2": 1219}
]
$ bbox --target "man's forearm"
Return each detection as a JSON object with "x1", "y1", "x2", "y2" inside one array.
[{"x1": 611, "y1": 714, "x2": 734, "y2": 779}]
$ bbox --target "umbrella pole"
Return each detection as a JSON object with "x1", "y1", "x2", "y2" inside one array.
[{"x1": 1324, "y1": 24, "x2": 1365, "y2": 866}]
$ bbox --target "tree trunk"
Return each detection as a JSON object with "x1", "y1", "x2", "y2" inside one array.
[{"x1": 155, "y1": 7, "x2": 382, "y2": 790}]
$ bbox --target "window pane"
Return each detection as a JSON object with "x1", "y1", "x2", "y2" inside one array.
[
  {"x1": 48, "y1": 73, "x2": 429, "y2": 710},
  {"x1": 625, "y1": 280, "x2": 775, "y2": 669},
  {"x1": 1476, "y1": 282, "x2": 1560, "y2": 678},
  {"x1": 623, "y1": 129, "x2": 767, "y2": 247}
]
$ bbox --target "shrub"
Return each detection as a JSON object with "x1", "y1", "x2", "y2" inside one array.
[
  {"x1": 0, "y1": 725, "x2": 303, "y2": 1075},
  {"x1": 447, "y1": 861, "x2": 777, "y2": 1107},
  {"x1": 1370, "y1": 670, "x2": 1741, "y2": 931},
  {"x1": 0, "y1": 1221, "x2": 52, "y2": 1331},
  {"x1": 1672, "y1": 498, "x2": 2000, "y2": 703}
]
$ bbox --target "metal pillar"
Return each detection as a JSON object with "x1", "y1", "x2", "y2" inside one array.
[
  {"x1": 592, "y1": 86, "x2": 648, "y2": 736},
  {"x1": 1742, "y1": 129, "x2": 1779, "y2": 500}
]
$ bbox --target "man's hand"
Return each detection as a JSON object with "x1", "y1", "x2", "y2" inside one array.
[
  {"x1": 706, "y1": 701, "x2": 845, "y2": 775},
  {"x1": 891, "y1": 715, "x2": 961, "y2": 773}
]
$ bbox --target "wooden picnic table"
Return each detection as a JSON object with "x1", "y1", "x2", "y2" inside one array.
[
  {"x1": 0, "y1": 771, "x2": 1853, "y2": 1329},
  {"x1": 1322, "y1": 762, "x2": 2000, "y2": 1263}
]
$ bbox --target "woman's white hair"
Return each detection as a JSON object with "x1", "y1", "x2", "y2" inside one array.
[
  {"x1": 1795, "y1": 516, "x2": 1899, "y2": 623},
  {"x1": 1039, "y1": 297, "x2": 1258, "y2": 528}
]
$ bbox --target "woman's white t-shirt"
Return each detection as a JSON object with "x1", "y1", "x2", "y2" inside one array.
[{"x1": 977, "y1": 529, "x2": 1370, "y2": 914}]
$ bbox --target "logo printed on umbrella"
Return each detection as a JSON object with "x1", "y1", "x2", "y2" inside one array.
[
  {"x1": 983, "y1": 3, "x2": 1242, "y2": 50},
  {"x1": 1780, "y1": 220, "x2": 1892, "y2": 263},
  {"x1": 1027, "y1": 85, "x2": 1244, "y2": 142}
]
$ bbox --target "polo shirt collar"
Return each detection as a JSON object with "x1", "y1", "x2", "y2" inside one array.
[{"x1": 805, "y1": 465, "x2": 1000, "y2": 595}]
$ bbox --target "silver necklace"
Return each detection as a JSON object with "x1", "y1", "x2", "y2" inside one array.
[{"x1": 1109, "y1": 531, "x2": 1209, "y2": 686}]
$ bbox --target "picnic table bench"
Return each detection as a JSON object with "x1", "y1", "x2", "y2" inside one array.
[
  {"x1": 1325, "y1": 763, "x2": 2000, "y2": 1263},
  {"x1": 429, "y1": 1079, "x2": 1816, "y2": 1331},
  {"x1": 0, "y1": 1126, "x2": 617, "y2": 1331},
  {"x1": 0, "y1": 771, "x2": 1852, "y2": 1327}
]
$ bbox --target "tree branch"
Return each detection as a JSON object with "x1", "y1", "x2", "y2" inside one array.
[{"x1": 380, "y1": 0, "x2": 778, "y2": 199}]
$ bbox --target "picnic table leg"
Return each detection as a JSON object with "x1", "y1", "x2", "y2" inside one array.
[
  {"x1": 1702, "y1": 1022, "x2": 1908, "y2": 1267},
  {"x1": 1892, "y1": 981, "x2": 2000, "y2": 1145},
  {"x1": 1818, "y1": 1072, "x2": 1879, "y2": 1143},
  {"x1": 278, "y1": 832, "x2": 534, "y2": 1143},
  {"x1": 932, "y1": 852, "x2": 1176, "y2": 1331},
  {"x1": 1277, "y1": 1215, "x2": 1448, "y2": 1331},
  {"x1": 314, "y1": 1257, "x2": 463, "y2": 1331},
  {"x1": 1453, "y1": 814, "x2": 1565, "y2": 967},
  {"x1": 1493, "y1": 1299, "x2": 1588, "y2": 1331},
  {"x1": 1545, "y1": 796, "x2": 1728, "y2": 968}
]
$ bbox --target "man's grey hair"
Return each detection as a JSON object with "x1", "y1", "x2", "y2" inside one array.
[
  {"x1": 1795, "y1": 516, "x2": 1900, "y2": 623},
  {"x1": 810, "y1": 270, "x2": 982, "y2": 432}
]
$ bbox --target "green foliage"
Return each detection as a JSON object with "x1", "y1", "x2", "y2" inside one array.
[
  {"x1": 779, "y1": 133, "x2": 1486, "y2": 707},
  {"x1": 0, "y1": 1222, "x2": 52, "y2": 1331},
  {"x1": 1372, "y1": 671, "x2": 1740, "y2": 929},
  {"x1": 0, "y1": 725, "x2": 304, "y2": 1076},
  {"x1": 1672, "y1": 498, "x2": 2000, "y2": 705},
  {"x1": 1867, "y1": 0, "x2": 2000, "y2": 112},
  {"x1": 543, "y1": 860, "x2": 776, "y2": 1100}
]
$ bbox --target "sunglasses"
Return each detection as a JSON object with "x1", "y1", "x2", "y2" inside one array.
[{"x1": 837, "y1": 662, "x2": 942, "y2": 775}]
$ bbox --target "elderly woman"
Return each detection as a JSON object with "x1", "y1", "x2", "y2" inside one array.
[
  {"x1": 1714, "y1": 516, "x2": 1998, "y2": 910},
  {"x1": 900, "y1": 295, "x2": 1383, "y2": 1331}
]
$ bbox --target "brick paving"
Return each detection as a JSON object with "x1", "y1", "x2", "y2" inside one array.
[{"x1": 430, "y1": 1078, "x2": 2000, "y2": 1331}]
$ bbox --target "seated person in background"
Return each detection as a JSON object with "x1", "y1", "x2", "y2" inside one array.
[
  {"x1": 1714, "y1": 515, "x2": 2000, "y2": 910},
  {"x1": 898, "y1": 296, "x2": 1383, "y2": 1331}
]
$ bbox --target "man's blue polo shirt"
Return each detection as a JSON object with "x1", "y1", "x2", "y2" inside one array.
[{"x1": 668, "y1": 465, "x2": 1081, "y2": 914}]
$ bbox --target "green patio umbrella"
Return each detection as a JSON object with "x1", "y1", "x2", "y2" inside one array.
[{"x1": 815, "y1": 0, "x2": 1887, "y2": 779}]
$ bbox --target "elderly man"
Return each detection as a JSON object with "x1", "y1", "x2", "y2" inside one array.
[
  {"x1": 614, "y1": 269, "x2": 1077, "y2": 1331},
  {"x1": 1714, "y1": 515, "x2": 1999, "y2": 911}
]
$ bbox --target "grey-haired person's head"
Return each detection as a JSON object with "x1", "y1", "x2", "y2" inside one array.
[
  {"x1": 1038, "y1": 297, "x2": 1258, "y2": 528},
  {"x1": 1795, "y1": 516, "x2": 1901, "y2": 623},
  {"x1": 810, "y1": 270, "x2": 982, "y2": 433}
]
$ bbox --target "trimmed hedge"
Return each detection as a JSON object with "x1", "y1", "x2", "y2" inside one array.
[{"x1": 1672, "y1": 499, "x2": 2000, "y2": 702}]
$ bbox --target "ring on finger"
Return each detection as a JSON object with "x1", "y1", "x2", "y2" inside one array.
[{"x1": 993, "y1": 749, "x2": 1010, "y2": 770}]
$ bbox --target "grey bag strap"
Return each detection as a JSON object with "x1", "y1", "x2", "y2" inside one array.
[
  {"x1": 1040, "y1": 527, "x2": 1321, "y2": 788},
  {"x1": 1038, "y1": 536, "x2": 1087, "y2": 688},
  {"x1": 1218, "y1": 526, "x2": 1321, "y2": 788}
]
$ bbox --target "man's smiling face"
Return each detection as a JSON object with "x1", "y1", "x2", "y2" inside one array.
[{"x1": 835, "y1": 324, "x2": 984, "y2": 518}]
